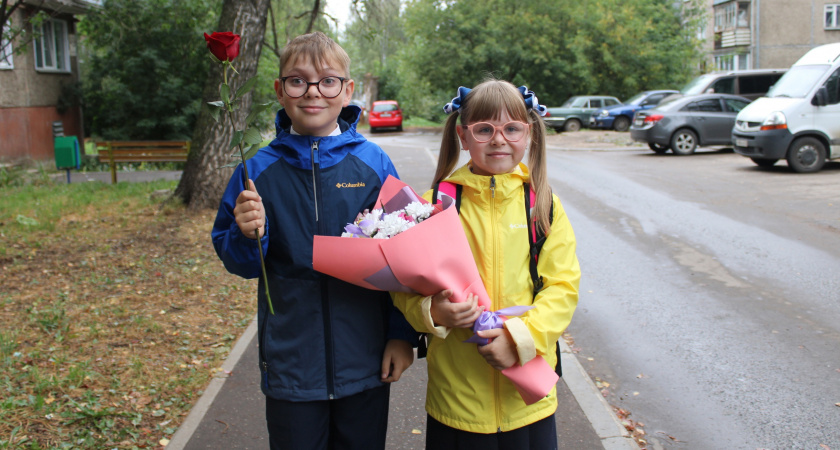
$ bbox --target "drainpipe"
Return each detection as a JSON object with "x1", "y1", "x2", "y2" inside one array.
[{"x1": 754, "y1": 0, "x2": 760, "y2": 68}]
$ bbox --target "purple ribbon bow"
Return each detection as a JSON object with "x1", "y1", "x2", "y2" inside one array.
[{"x1": 464, "y1": 305, "x2": 534, "y2": 346}]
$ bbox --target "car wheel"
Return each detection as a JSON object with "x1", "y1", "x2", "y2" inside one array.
[
  {"x1": 786, "y1": 137, "x2": 826, "y2": 173},
  {"x1": 670, "y1": 129, "x2": 698, "y2": 155},
  {"x1": 397, "y1": 125, "x2": 403, "y2": 132},
  {"x1": 648, "y1": 143, "x2": 669, "y2": 154},
  {"x1": 750, "y1": 157, "x2": 778, "y2": 168},
  {"x1": 613, "y1": 116, "x2": 631, "y2": 132},
  {"x1": 563, "y1": 119, "x2": 581, "y2": 132}
]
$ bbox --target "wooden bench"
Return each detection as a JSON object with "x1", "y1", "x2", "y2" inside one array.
[{"x1": 96, "y1": 141, "x2": 190, "y2": 184}]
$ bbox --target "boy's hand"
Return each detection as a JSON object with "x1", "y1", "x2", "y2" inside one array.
[
  {"x1": 233, "y1": 180, "x2": 265, "y2": 240},
  {"x1": 381, "y1": 339, "x2": 414, "y2": 383},
  {"x1": 476, "y1": 328, "x2": 518, "y2": 371},
  {"x1": 430, "y1": 291, "x2": 484, "y2": 329}
]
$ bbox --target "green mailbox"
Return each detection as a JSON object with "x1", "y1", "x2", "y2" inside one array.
[{"x1": 54, "y1": 136, "x2": 80, "y2": 170}]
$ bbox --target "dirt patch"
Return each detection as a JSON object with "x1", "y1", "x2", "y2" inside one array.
[
  {"x1": 1, "y1": 194, "x2": 255, "y2": 448},
  {"x1": 545, "y1": 129, "x2": 646, "y2": 150}
]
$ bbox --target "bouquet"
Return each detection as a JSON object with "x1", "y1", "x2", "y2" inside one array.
[{"x1": 313, "y1": 176, "x2": 559, "y2": 405}]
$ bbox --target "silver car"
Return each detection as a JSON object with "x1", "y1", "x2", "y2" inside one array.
[{"x1": 629, "y1": 93, "x2": 752, "y2": 155}]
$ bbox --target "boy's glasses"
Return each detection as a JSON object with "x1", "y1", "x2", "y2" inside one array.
[
  {"x1": 280, "y1": 76, "x2": 347, "y2": 98},
  {"x1": 463, "y1": 121, "x2": 530, "y2": 143}
]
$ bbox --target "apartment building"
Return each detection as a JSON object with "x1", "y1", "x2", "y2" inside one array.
[
  {"x1": 0, "y1": 0, "x2": 102, "y2": 162},
  {"x1": 708, "y1": 0, "x2": 840, "y2": 70}
]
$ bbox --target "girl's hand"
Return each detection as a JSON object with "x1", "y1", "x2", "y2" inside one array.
[
  {"x1": 233, "y1": 180, "x2": 265, "y2": 239},
  {"x1": 476, "y1": 328, "x2": 518, "y2": 370},
  {"x1": 430, "y1": 291, "x2": 484, "y2": 329}
]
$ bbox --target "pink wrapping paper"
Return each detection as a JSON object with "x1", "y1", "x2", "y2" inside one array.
[{"x1": 312, "y1": 175, "x2": 558, "y2": 404}]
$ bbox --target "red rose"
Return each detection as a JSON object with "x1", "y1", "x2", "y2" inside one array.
[{"x1": 204, "y1": 31, "x2": 241, "y2": 62}]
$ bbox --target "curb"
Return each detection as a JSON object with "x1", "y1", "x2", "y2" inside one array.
[
  {"x1": 165, "y1": 315, "x2": 259, "y2": 450},
  {"x1": 559, "y1": 340, "x2": 639, "y2": 449}
]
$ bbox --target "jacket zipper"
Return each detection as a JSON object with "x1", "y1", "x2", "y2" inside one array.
[
  {"x1": 490, "y1": 175, "x2": 503, "y2": 432},
  {"x1": 311, "y1": 140, "x2": 320, "y2": 222},
  {"x1": 311, "y1": 139, "x2": 335, "y2": 399}
]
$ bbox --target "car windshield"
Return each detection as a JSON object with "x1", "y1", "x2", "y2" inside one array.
[
  {"x1": 373, "y1": 103, "x2": 398, "y2": 112},
  {"x1": 680, "y1": 74, "x2": 717, "y2": 95},
  {"x1": 561, "y1": 97, "x2": 586, "y2": 107},
  {"x1": 624, "y1": 92, "x2": 647, "y2": 105},
  {"x1": 766, "y1": 65, "x2": 830, "y2": 98}
]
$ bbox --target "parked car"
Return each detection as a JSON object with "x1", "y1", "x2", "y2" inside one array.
[
  {"x1": 732, "y1": 43, "x2": 840, "y2": 173},
  {"x1": 673, "y1": 69, "x2": 787, "y2": 102},
  {"x1": 590, "y1": 90, "x2": 679, "y2": 132},
  {"x1": 629, "y1": 93, "x2": 752, "y2": 155},
  {"x1": 543, "y1": 95, "x2": 621, "y2": 132},
  {"x1": 368, "y1": 100, "x2": 403, "y2": 132}
]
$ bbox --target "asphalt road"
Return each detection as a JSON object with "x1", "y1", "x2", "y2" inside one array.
[{"x1": 543, "y1": 140, "x2": 840, "y2": 449}]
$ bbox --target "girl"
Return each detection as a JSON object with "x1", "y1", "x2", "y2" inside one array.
[{"x1": 392, "y1": 79, "x2": 581, "y2": 449}]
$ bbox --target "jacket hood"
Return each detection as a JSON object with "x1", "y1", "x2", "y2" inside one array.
[{"x1": 268, "y1": 105, "x2": 367, "y2": 170}]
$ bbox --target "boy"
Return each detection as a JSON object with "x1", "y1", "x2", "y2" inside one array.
[{"x1": 211, "y1": 32, "x2": 417, "y2": 449}]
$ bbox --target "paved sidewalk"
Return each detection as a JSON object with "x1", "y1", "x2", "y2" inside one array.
[{"x1": 166, "y1": 316, "x2": 636, "y2": 450}]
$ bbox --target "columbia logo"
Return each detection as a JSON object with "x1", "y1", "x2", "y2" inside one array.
[
  {"x1": 336, "y1": 182, "x2": 366, "y2": 188},
  {"x1": 510, "y1": 223, "x2": 527, "y2": 229}
]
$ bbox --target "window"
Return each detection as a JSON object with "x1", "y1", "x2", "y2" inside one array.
[
  {"x1": 714, "y1": 54, "x2": 749, "y2": 71},
  {"x1": 589, "y1": 99, "x2": 603, "y2": 108},
  {"x1": 826, "y1": 4, "x2": 840, "y2": 29},
  {"x1": 714, "y1": 2, "x2": 737, "y2": 31},
  {"x1": 33, "y1": 19, "x2": 70, "y2": 72},
  {"x1": 0, "y1": 24, "x2": 12, "y2": 69},
  {"x1": 822, "y1": 67, "x2": 840, "y2": 105},
  {"x1": 711, "y1": 77, "x2": 735, "y2": 95},
  {"x1": 738, "y1": 74, "x2": 782, "y2": 96},
  {"x1": 684, "y1": 99, "x2": 723, "y2": 113},
  {"x1": 724, "y1": 98, "x2": 750, "y2": 113},
  {"x1": 604, "y1": 98, "x2": 619, "y2": 107}
]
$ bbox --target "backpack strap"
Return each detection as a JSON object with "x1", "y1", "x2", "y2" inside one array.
[
  {"x1": 524, "y1": 182, "x2": 562, "y2": 377},
  {"x1": 433, "y1": 181, "x2": 461, "y2": 212}
]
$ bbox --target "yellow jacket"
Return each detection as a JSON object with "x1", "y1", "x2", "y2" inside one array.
[{"x1": 392, "y1": 162, "x2": 580, "y2": 433}]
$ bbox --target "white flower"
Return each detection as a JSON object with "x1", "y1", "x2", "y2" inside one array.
[
  {"x1": 404, "y1": 201, "x2": 434, "y2": 222},
  {"x1": 375, "y1": 212, "x2": 413, "y2": 238}
]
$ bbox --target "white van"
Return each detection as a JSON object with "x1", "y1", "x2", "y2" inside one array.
[{"x1": 732, "y1": 43, "x2": 840, "y2": 173}]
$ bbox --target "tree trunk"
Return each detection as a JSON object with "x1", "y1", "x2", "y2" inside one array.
[{"x1": 175, "y1": 0, "x2": 271, "y2": 210}]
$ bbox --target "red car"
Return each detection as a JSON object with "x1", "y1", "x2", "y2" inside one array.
[{"x1": 368, "y1": 100, "x2": 403, "y2": 132}]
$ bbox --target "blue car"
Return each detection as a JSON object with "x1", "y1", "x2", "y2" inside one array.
[{"x1": 589, "y1": 90, "x2": 679, "y2": 132}]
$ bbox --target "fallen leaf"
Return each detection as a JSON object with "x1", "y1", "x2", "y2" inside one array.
[
  {"x1": 160, "y1": 438, "x2": 170, "y2": 446},
  {"x1": 411, "y1": 429, "x2": 422, "y2": 435}
]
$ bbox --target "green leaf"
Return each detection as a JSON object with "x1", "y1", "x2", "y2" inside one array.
[
  {"x1": 207, "y1": 101, "x2": 224, "y2": 122},
  {"x1": 219, "y1": 162, "x2": 241, "y2": 169},
  {"x1": 234, "y1": 77, "x2": 259, "y2": 102},
  {"x1": 245, "y1": 102, "x2": 275, "y2": 125},
  {"x1": 220, "y1": 84, "x2": 231, "y2": 105},
  {"x1": 229, "y1": 130, "x2": 243, "y2": 150},
  {"x1": 242, "y1": 127, "x2": 263, "y2": 146},
  {"x1": 242, "y1": 143, "x2": 261, "y2": 161}
]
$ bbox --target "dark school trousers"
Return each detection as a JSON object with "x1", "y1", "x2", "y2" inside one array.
[
  {"x1": 265, "y1": 384, "x2": 390, "y2": 450},
  {"x1": 426, "y1": 412, "x2": 558, "y2": 450}
]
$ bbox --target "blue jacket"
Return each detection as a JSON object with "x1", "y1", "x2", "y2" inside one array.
[{"x1": 212, "y1": 105, "x2": 417, "y2": 402}]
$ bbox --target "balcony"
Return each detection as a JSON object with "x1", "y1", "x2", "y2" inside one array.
[{"x1": 714, "y1": 28, "x2": 751, "y2": 49}]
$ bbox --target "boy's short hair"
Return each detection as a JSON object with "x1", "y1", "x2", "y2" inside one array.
[{"x1": 279, "y1": 32, "x2": 351, "y2": 78}]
